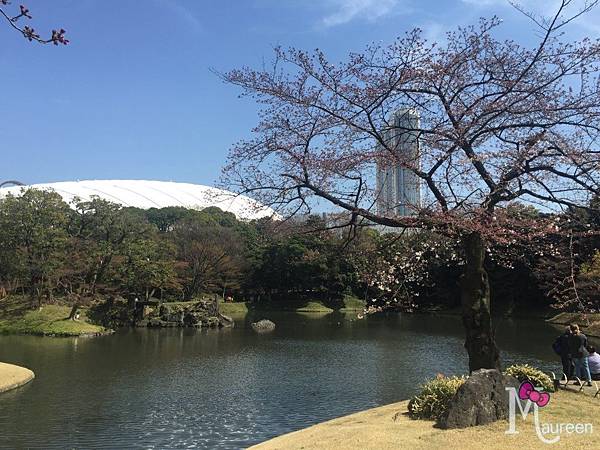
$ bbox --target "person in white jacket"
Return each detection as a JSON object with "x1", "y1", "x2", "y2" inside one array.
[{"x1": 587, "y1": 346, "x2": 600, "y2": 381}]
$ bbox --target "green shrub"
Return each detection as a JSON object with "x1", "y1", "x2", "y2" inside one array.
[
  {"x1": 88, "y1": 296, "x2": 135, "y2": 328},
  {"x1": 408, "y1": 375, "x2": 466, "y2": 420},
  {"x1": 504, "y1": 364, "x2": 554, "y2": 392}
]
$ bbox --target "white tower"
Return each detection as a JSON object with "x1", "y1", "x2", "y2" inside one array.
[{"x1": 376, "y1": 109, "x2": 421, "y2": 217}]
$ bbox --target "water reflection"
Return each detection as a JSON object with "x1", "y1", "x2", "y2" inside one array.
[{"x1": 0, "y1": 313, "x2": 565, "y2": 449}]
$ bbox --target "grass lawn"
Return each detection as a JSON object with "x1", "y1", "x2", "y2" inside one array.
[
  {"x1": 219, "y1": 302, "x2": 250, "y2": 315},
  {"x1": 0, "y1": 297, "x2": 107, "y2": 336},
  {"x1": 340, "y1": 295, "x2": 366, "y2": 312},
  {"x1": 218, "y1": 300, "x2": 333, "y2": 314},
  {"x1": 158, "y1": 299, "x2": 250, "y2": 316},
  {"x1": 294, "y1": 301, "x2": 334, "y2": 313},
  {"x1": 251, "y1": 389, "x2": 599, "y2": 449},
  {"x1": 219, "y1": 296, "x2": 365, "y2": 315}
]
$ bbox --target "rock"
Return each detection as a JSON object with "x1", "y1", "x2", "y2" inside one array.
[
  {"x1": 205, "y1": 317, "x2": 220, "y2": 328},
  {"x1": 161, "y1": 312, "x2": 181, "y2": 323},
  {"x1": 440, "y1": 369, "x2": 520, "y2": 429},
  {"x1": 147, "y1": 319, "x2": 167, "y2": 328},
  {"x1": 251, "y1": 319, "x2": 276, "y2": 333},
  {"x1": 219, "y1": 314, "x2": 235, "y2": 328},
  {"x1": 183, "y1": 311, "x2": 202, "y2": 326},
  {"x1": 142, "y1": 306, "x2": 154, "y2": 319},
  {"x1": 139, "y1": 301, "x2": 232, "y2": 329}
]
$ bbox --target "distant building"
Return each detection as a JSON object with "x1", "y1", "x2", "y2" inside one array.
[
  {"x1": 0, "y1": 180, "x2": 278, "y2": 221},
  {"x1": 376, "y1": 109, "x2": 421, "y2": 217},
  {"x1": 0, "y1": 180, "x2": 25, "y2": 188}
]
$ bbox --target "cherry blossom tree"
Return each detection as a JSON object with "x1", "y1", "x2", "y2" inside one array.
[
  {"x1": 0, "y1": 1, "x2": 68, "y2": 45},
  {"x1": 221, "y1": 0, "x2": 600, "y2": 372}
]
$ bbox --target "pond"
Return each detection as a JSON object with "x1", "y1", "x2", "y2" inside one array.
[{"x1": 0, "y1": 312, "x2": 565, "y2": 449}]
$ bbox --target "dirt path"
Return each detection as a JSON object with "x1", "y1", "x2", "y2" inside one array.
[{"x1": 0, "y1": 362, "x2": 34, "y2": 393}]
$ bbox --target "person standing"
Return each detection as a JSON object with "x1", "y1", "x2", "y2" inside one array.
[
  {"x1": 568, "y1": 324, "x2": 592, "y2": 386},
  {"x1": 553, "y1": 327, "x2": 573, "y2": 379}
]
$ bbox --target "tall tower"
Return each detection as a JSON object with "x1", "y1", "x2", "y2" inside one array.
[{"x1": 376, "y1": 109, "x2": 421, "y2": 217}]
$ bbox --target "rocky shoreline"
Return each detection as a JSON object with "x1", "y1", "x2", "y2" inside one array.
[{"x1": 133, "y1": 300, "x2": 234, "y2": 329}]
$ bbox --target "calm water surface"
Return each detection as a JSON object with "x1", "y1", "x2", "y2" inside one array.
[{"x1": 0, "y1": 312, "x2": 564, "y2": 449}]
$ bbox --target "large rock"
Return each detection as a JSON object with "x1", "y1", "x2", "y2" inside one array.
[
  {"x1": 204, "y1": 316, "x2": 220, "y2": 328},
  {"x1": 251, "y1": 319, "x2": 276, "y2": 333},
  {"x1": 147, "y1": 318, "x2": 167, "y2": 328},
  {"x1": 139, "y1": 301, "x2": 235, "y2": 329},
  {"x1": 183, "y1": 311, "x2": 204, "y2": 326},
  {"x1": 219, "y1": 314, "x2": 235, "y2": 328},
  {"x1": 440, "y1": 369, "x2": 520, "y2": 429}
]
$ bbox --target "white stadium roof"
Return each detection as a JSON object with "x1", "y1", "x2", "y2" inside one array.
[{"x1": 0, "y1": 180, "x2": 277, "y2": 221}]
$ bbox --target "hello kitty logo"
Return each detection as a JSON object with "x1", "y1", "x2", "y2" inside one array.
[{"x1": 518, "y1": 381, "x2": 550, "y2": 407}]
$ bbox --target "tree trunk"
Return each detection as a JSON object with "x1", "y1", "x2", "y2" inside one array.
[
  {"x1": 29, "y1": 274, "x2": 37, "y2": 309},
  {"x1": 68, "y1": 302, "x2": 79, "y2": 320},
  {"x1": 213, "y1": 293, "x2": 219, "y2": 315},
  {"x1": 460, "y1": 232, "x2": 501, "y2": 372}
]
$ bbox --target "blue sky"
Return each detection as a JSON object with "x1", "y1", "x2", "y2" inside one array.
[{"x1": 2, "y1": 0, "x2": 598, "y2": 186}]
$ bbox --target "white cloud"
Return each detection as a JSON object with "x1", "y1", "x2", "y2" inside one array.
[
  {"x1": 155, "y1": 0, "x2": 202, "y2": 31},
  {"x1": 420, "y1": 20, "x2": 447, "y2": 43},
  {"x1": 321, "y1": 0, "x2": 401, "y2": 27}
]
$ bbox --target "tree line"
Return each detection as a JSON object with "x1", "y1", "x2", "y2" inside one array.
[
  {"x1": 0, "y1": 189, "x2": 363, "y2": 310},
  {"x1": 1, "y1": 189, "x2": 599, "y2": 318}
]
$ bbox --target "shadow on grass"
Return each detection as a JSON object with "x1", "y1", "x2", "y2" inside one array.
[{"x1": 0, "y1": 296, "x2": 33, "y2": 320}]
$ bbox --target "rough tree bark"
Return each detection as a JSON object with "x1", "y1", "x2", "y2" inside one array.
[
  {"x1": 460, "y1": 232, "x2": 501, "y2": 372},
  {"x1": 68, "y1": 302, "x2": 79, "y2": 320}
]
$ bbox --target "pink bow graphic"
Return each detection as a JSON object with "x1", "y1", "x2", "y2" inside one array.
[{"x1": 518, "y1": 381, "x2": 550, "y2": 407}]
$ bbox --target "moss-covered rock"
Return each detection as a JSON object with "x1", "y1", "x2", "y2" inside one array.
[{"x1": 143, "y1": 301, "x2": 231, "y2": 329}]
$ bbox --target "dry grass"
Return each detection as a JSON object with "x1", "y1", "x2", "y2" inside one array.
[
  {"x1": 0, "y1": 362, "x2": 34, "y2": 393},
  {"x1": 251, "y1": 390, "x2": 599, "y2": 450}
]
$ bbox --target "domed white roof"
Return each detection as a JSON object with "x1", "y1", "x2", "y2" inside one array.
[{"x1": 0, "y1": 180, "x2": 277, "y2": 221}]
